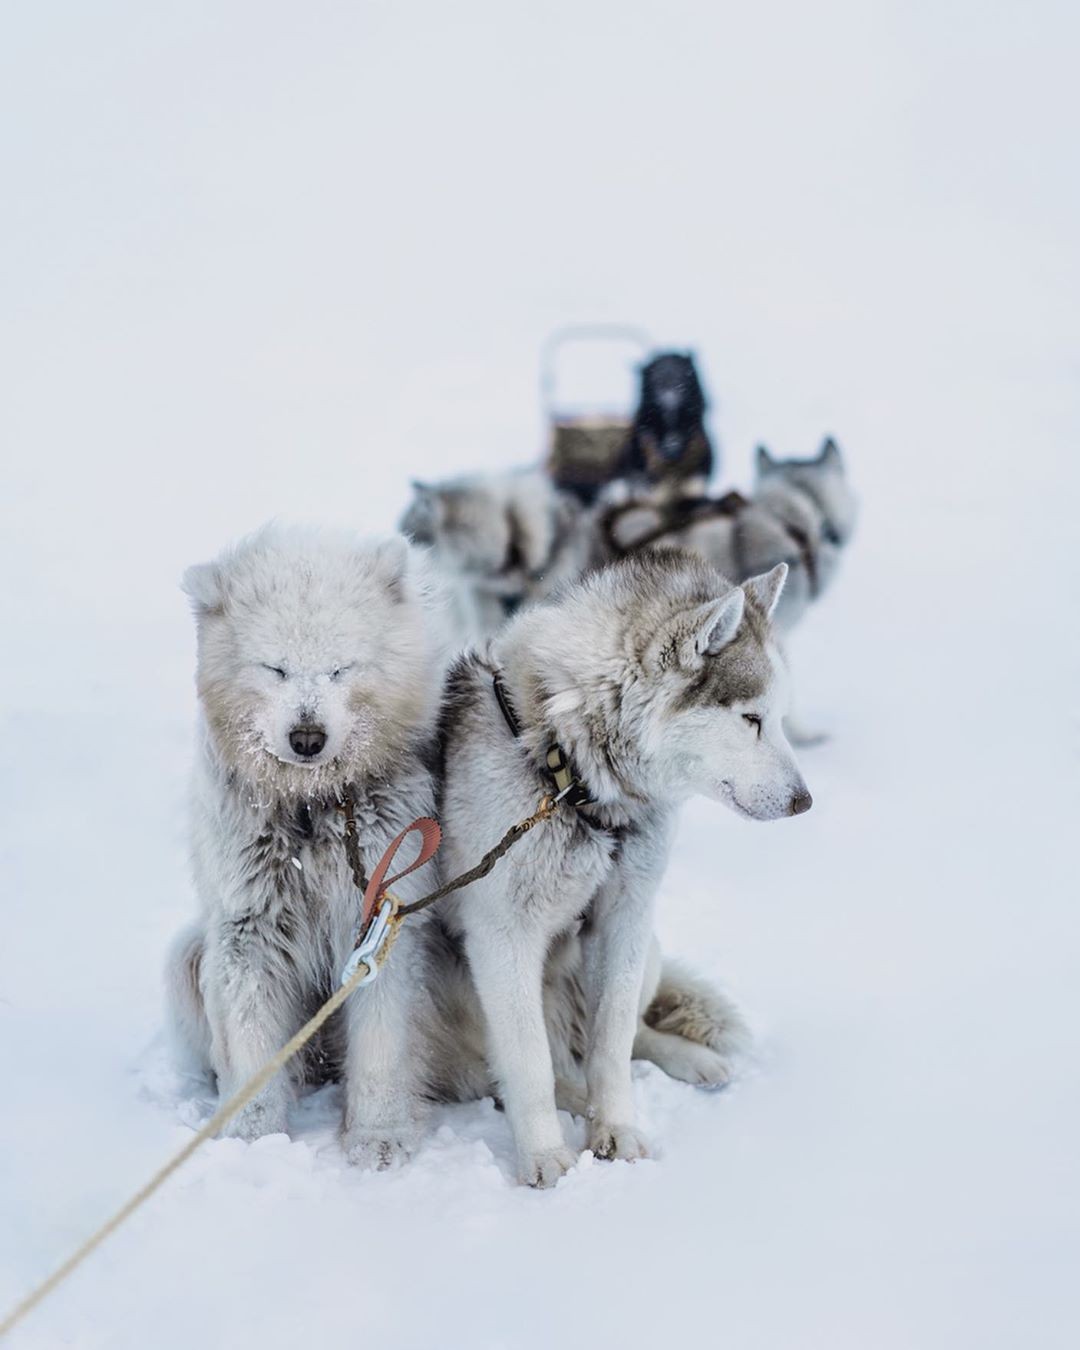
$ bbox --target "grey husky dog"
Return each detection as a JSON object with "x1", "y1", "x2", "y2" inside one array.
[
  {"x1": 400, "y1": 467, "x2": 590, "y2": 644},
  {"x1": 164, "y1": 523, "x2": 454, "y2": 1166},
  {"x1": 401, "y1": 440, "x2": 855, "y2": 648},
  {"x1": 602, "y1": 438, "x2": 857, "y2": 634},
  {"x1": 431, "y1": 550, "x2": 810, "y2": 1185}
]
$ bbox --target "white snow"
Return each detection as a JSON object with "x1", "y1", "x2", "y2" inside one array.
[{"x1": 1, "y1": 3, "x2": 1078, "y2": 1348}]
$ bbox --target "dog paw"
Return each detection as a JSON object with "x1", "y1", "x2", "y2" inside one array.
[
  {"x1": 657, "y1": 1039, "x2": 734, "y2": 1088},
  {"x1": 517, "y1": 1144, "x2": 578, "y2": 1188},
  {"x1": 342, "y1": 1123, "x2": 418, "y2": 1171},
  {"x1": 588, "y1": 1122, "x2": 652, "y2": 1163},
  {"x1": 219, "y1": 1091, "x2": 288, "y2": 1142}
]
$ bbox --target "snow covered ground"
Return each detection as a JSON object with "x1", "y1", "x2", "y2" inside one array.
[{"x1": 1, "y1": 3, "x2": 1078, "y2": 1347}]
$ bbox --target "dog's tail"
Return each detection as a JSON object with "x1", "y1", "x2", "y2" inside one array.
[
  {"x1": 634, "y1": 955, "x2": 751, "y2": 1087},
  {"x1": 645, "y1": 958, "x2": 750, "y2": 1054},
  {"x1": 164, "y1": 922, "x2": 213, "y2": 1076}
]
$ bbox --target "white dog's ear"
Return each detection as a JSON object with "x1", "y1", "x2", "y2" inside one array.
[
  {"x1": 818, "y1": 437, "x2": 842, "y2": 468},
  {"x1": 371, "y1": 535, "x2": 411, "y2": 597},
  {"x1": 743, "y1": 562, "x2": 788, "y2": 619},
  {"x1": 755, "y1": 445, "x2": 776, "y2": 478},
  {"x1": 182, "y1": 561, "x2": 225, "y2": 616}
]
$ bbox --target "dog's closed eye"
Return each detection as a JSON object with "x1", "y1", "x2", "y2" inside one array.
[
  {"x1": 262, "y1": 664, "x2": 287, "y2": 680},
  {"x1": 742, "y1": 714, "x2": 762, "y2": 737}
]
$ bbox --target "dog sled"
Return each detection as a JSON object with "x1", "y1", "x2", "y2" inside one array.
[
  {"x1": 542, "y1": 323, "x2": 651, "y2": 501},
  {"x1": 543, "y1": 325, "x2": 716, "y2": 501}
]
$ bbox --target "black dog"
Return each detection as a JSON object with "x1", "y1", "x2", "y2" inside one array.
[{"x1": 615, "y1": 351, "x2": 715, "y2": 488}]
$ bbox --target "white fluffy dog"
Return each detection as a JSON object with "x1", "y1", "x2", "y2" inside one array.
[{"x1": 165, "y1": 523, "x2": 452, "y2": 1166}]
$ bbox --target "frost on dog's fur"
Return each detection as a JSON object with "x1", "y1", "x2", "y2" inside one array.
[
  {"x1": 167, "y1": 523, "x2": 453, "y2": 1163},
  {"x1": 182, "y1": 524, "x2": 453, "y2": 803}
]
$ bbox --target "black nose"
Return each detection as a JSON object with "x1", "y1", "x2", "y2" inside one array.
[
  {"x1": 789, "y1": 790, "x2": 813, "y2": 816},
  {"x1": 289, "y1": 725, "x2": 327, "y2": 759}
]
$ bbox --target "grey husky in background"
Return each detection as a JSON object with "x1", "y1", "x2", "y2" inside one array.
[
  {"x1": 400, "y1": 439, "x2": 856, "y2": 646},
  {"x1": 400, "y1": 467, "x2": 591, "y2": 644},
  {"x1": 431, "y1": 550, "x2": 810, "y2": 1185},
  {"x1": 602, "y1": 438, "x2": 857, "y2": 634},
  {"x1": 164, "y1": 524, "x2": 454, "y2": 1166},
  {"x1": 165, "y1": 522, "x2": 756, "y2": 1173}
]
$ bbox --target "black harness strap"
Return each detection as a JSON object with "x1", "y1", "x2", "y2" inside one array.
[
  {"x1": 491, "y1": 672, "x2": 599, "y2": 816},
  {"x1": 602, "y1": 489, "x2": 749, "y2": 558},
  {"x1": 492, "y1": 670, "x2": 523, "y2": 736},
  {"x1": 604, "y1": 486, "x2": 825, "y2": 599},
  {"x1": 780, "y1": 519, "x2": 820, "y2": 598}
]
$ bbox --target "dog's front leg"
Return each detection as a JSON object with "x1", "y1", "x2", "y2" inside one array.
[
  {"x1": 342, "y1": 921, "x2": 429, "y2": 1170},
  {"x1": 582, "y1": 843, "x2": 667, "y2": 1162},
  {"x1": 202, "y1": 916, "x2": 301, "y2": 1141},
  {"x1": 466, "y1": 912, "x2": 576, "y2": 1187}
]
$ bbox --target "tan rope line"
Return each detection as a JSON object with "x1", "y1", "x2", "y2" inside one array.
[
  {"x1": 0, "y1": 920, "x2": 400, "y2": 1342},
  {"x1": 0, "y1": 789, "x2": 561, "y2": 1341}
]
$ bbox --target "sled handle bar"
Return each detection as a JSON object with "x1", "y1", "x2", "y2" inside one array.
[{"x1": 540, "y1": 323, "x2": 652, "y2": 418}]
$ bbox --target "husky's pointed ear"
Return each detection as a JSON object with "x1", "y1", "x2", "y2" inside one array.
[
  {"x1": 743, "y1": 562, "x2": 787, "y2": 619},
  {"x1": 649, "y1": 589, "x2": 744, "y2": 671},
  {"x1": 818, "y1": 437, "x2": 842, "y2": 468},
  {"x1": 755, "y1": 445, "x2": 776, "y2": 478},
  {"x1": 686, "y1": 589, "x2": 745, "y2": 662},
  {"x1": 410, "y1": 479, "x2": 434, "y2": 495},
  {"x1": 182, "y1": 561, "x2": 225, "y2": 617}
]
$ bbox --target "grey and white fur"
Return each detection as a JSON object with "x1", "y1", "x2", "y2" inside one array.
[
  {"x1": 400, "y1": 441, "x2": 856, "y2": 650},
  {"x1": 430, "y1": 550, "x2": 811, "y2": 1185},
  {"x1": 602, "y1": 438, "x2": 857, "y2": 635},
  {"x1": 399, "y1": 467, "x2": 591, "y2": 644},
  {"x1": 164, "y1": 523, "x2": 454, "y2": 1167},
  {"x1": 164, "y1": 523, "x2": 758, "y2": 1174}
]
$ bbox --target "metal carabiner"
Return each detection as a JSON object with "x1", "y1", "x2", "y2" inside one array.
[{"x1": 340, "y1": 897, "x2": 395, "y2": 988}]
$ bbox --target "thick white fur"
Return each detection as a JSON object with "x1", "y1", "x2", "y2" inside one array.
[
  {"x1": 166, "y1": 524, "x2": 774, "y2": 1178},
  {"x1": 165, "y1": 523, "x2": 454, "y2": 1165}
]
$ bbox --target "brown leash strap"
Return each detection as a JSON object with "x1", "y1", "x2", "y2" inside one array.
[
  {"x1": 358, "y1": 812, "x2": 442, "y2": 930},
  {"x1": 338, "y1": 785, "x2": 558, "y2": 928},
  {"x1": 338, "y1": 786, "x2": 369, "y2": 894}
]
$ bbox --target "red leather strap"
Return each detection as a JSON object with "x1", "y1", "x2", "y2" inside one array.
[{"x1": 360, "y1": 817, "x2": 442, "y2": 929}]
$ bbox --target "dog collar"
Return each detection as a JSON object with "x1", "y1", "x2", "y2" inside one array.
[{"x1": 491, "y1": 671, "x2": 598, "y2": 813}]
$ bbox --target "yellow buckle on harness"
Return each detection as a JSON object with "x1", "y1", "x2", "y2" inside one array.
[{"x1": 546, "y1": 746, "x2": 576, "y2": 796}]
